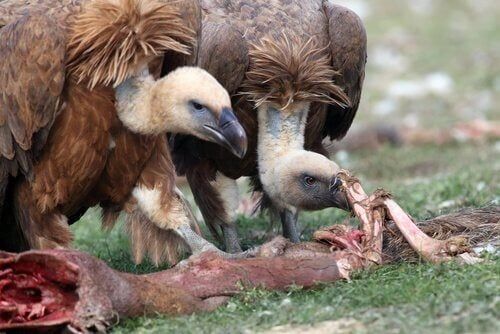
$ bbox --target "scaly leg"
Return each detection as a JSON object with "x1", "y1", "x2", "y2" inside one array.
[
  {"x1": 222, "y1": 224, "x2": 242, "y2": 253},
  {"x1": 210, "y1": 173, "x2": 243, "y2": 253},
  {"x1": 130, "y1": 139, "x2": 259, "y2": 265},
  {"x1": 132, "y1": 185, "x2": 257, "y2": 263},
  {"x1": 279, "y1": 208, "x2": 300, "y2": 243}
]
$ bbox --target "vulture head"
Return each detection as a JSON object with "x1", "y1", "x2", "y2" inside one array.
[
  {"x1": 247, "y1": 36, "x2": 352, "y2": 213},
  {"x1": 115, "y1": 66, "x2": 247, "y2": 159},
  {"x1": 271, "y1": 150, "x2": 349, "y2": 211}
]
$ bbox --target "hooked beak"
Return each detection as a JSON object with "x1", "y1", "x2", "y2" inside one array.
[
  {"x1": 329, "y1": 176, "x2": 351, "y2": 211},
  {"x1": 203, "y1": 107, "x2": 248, "y2": 159}
]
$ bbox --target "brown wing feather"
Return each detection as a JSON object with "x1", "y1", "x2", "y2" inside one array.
[
  {"x1": 198, "y1": 21, "x2": 248, "y2": 94},
  {"x1": 322, "y1": 2, "x2": 367, "y2": 140},
  {"x1": 0, "y1": 0, "x2": 80, "y2": 27},
  {"x1": 0, "y1": 12, "x2": 66, "y2": 181},
  {"x1": 159, "y1": 0, "x2": 202, "y2": 75},
  {"x1": 0, "y1": 11, "x2": 66, "y2": 250}
]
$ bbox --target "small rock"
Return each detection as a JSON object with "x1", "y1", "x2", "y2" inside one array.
[{"x1": 438, "y1": 199, "x2": 456, "y2": 209}]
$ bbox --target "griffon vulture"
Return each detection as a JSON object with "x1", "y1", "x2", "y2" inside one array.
[
  {"x1": 172, "y1": 0, "x2": 367, "y2": 252},
  {"x1": 0, "y1": 0, "x2": 247, "y2": 264}
]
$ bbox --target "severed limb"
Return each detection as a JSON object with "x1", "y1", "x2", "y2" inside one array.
[
  {"x1": 0, "y1": 245, "x2": 349, "y2": 333},
  {"x1": 383, "y1": 205, "x2": 499, "y2": 263},
  {"x1": 313, "y1": 171, "x2": 384, "y2": 266}
]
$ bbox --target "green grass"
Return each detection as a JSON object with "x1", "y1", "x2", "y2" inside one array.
[
  {"x1": 72, "y1": 141, "x2": 500, "y2": 333},
  {"x1": 357, "y1": 0, "x2": 499, "y2": 128}
]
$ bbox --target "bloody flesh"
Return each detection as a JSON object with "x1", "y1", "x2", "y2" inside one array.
[{"x1": 0, "y1": 254, "x2": 79, "y2": 329}]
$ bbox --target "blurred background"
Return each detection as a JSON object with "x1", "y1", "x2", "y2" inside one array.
[{"x1": 338, "y1": 0, "x2": 497, "y2": 128}]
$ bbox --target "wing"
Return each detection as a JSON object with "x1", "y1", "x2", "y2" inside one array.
[
  {"x1": 159, "y1": 0, "x2": 203, "y2": 75},
  {"x1": 0, "y1": 0, "x2": 78, "y2": 28},
  {"x1": 0, "y1": 12, "x2": 66, "y2": 185},
  {"x1": 322, "y1": 2, "x2": 367, "y2": 140},
  {"x1": 197, "y1": 21, "x2": 249, "y2": 94}
]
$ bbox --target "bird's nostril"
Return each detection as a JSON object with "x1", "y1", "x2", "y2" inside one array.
[
  {"x1": 329, "y1": 177, "x2": 342, "y2": 191},
  {"x1": 219, "y1": 107, "x2": 237, "y2": 128}
]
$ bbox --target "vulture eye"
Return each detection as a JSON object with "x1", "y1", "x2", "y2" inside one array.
[
  {"x1": 190, "y1": 101, "x2": 206, "y2": 112},
  {"x1": 303, "y1": 175, "x2": 317, "y2": 187}
]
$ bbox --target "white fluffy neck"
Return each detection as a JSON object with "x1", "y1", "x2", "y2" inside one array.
[
  {"x1": 257, "y1": 103, "x2": 310, "y2": 208},
  {"x1": 115, "y1": 70, "x2": 156, "y2": 135},
  {"x1": 115, "y1": 69, "x2": 180, "y2": 135}
]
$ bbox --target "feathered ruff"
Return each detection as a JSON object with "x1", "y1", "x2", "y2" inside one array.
[
  {"x1": 126, "y1": 209, "x2": 188, "y2": 266},
  {"x1": 67, "y1": 0, "x2": 196, "y2": 89},
  {"x1": 241, "y1": 34, "x2": 350, "y2": 111}
]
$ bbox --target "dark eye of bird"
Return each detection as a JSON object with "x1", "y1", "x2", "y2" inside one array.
[
  {"x1": 303, "y1": 176, "x2": 316, "y2": 187},
  {"x1": 192, "y1": 101, "x2": 205, "y2": 111}
]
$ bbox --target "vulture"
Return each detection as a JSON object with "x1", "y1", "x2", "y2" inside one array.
[
  {"x1": 173, "y1": 0, "x2": 367, "y2": 252},
  {"x1": 0, "y1": 0, "x2": 248, "y2": 264}
]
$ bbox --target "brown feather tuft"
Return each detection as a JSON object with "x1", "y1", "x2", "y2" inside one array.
[
  {"x1": 126, "y1": 208, "x2": 187, "y2": 266},
  {"x1": 67, "y1": 0, "x2": 196, "y2": 89},
  {"x1": 241, "y1": 34, "x2": 350, "y2": 110}
]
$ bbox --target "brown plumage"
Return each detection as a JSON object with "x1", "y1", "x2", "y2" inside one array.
[
  {"x1": 0, "y1": 0, "x2": 245, "y2": 265},
  {"x1": 66, "y1": 0, "x2": 194, "y2": 89},
  {"x1": 172, "y1": 0, "x2": 367, "y2": 250},
  {"x1": 241, "y1": 35, "x2": 349, "y2": 110}
]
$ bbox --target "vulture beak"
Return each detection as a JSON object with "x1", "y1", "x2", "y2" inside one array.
[
  {"x1": 203, "y1": 107, "x2": 248, "y2": 159},
  {"x1": 329, "y1": 176, "x2": 351, "y2": 211}
]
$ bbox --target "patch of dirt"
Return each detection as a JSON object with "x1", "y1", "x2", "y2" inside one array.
[{"x1": 261, "y1": 318, "x2": 364, "y2": 334}]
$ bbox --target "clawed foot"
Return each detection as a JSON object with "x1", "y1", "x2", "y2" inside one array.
[
  {"x1": 176, "y1": 237, "x2": 291, "y2": 268},
  {"x1": 197, "y1": 243, "x2": 259, "y2": 259}
]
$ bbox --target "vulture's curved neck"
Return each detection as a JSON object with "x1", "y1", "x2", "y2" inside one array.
[
  {"x1": 257, "y1": 103, "x2": 310, "y2": 203},
  {"x1": 115, "y1": 70, "x2": 168, "y2": 135}
]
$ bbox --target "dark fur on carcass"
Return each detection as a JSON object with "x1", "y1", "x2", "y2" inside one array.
[{"x1": 383, "y1": 206, "x2": 499, "y2": 263}]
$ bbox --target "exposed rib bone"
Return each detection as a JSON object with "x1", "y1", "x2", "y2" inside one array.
[{"x1": 383, "y1": 198, "x2": 471, "y2": 263}]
